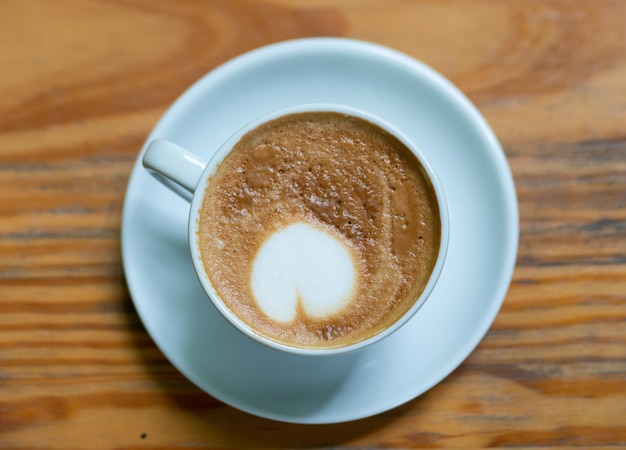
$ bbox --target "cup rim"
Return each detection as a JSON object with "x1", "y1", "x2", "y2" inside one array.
[{"x1": 188, "y1": 103, "x2": 450, "y2": 356}]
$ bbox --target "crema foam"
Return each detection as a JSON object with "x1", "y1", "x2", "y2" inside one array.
[{"x1": 197, "y1": 111, "x2": 441, "y2": 349}]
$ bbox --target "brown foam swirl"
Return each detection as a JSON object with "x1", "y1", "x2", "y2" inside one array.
[{"x1": 198, "y1": 111, "x2": 441, "y2": 348}]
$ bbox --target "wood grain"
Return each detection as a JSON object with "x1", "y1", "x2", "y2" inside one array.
[{"x1": 1, "y1": 0, "x2": 625, "y2": 448}]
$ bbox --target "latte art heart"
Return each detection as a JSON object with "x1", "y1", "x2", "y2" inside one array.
[{"x1": 250, "y1": 222, "x2": 358, "y2": 323}]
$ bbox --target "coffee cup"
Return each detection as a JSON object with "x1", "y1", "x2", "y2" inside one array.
[{"x1": 142, "y1": 103, "x2": 449, "y2": 356}]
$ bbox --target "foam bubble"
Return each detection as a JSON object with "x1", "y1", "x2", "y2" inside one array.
[{"x1": 250, "y1": 222, "x2": 357, "y2": 323}]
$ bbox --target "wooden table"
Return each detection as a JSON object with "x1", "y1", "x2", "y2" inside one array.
[{"x1": 1, "y1": 1, "x2": 625, "y2": 448}]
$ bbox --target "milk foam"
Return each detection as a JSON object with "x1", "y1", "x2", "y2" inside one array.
[{"x1": 250, "y1": 222, "x2": 357, "y2": 323}]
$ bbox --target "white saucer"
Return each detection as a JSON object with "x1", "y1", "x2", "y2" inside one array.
[{"x1": 121, "y1": 38, "x2": 518, "y2": 424}]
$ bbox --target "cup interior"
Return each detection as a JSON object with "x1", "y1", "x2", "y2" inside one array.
[{"x1": 188, "y1": 103, "x2": 450, "y2": 356}]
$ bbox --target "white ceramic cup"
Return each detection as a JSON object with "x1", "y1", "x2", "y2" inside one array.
[{"x1": 142, "y1": 103, "x2": 449, "y2": 356}]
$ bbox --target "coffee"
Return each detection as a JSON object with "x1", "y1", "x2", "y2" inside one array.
[{"x1": 197, "y1": 111, "x2": 441, "y2": 349}]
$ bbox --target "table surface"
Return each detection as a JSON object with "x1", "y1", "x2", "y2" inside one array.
[{"x1": 1, "y1": 1, "x2": 625, "y2": 448}]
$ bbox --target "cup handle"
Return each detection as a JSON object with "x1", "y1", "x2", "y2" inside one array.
[{"x1": 142, "y1": 138, "x2": 207, "y2": 202}]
